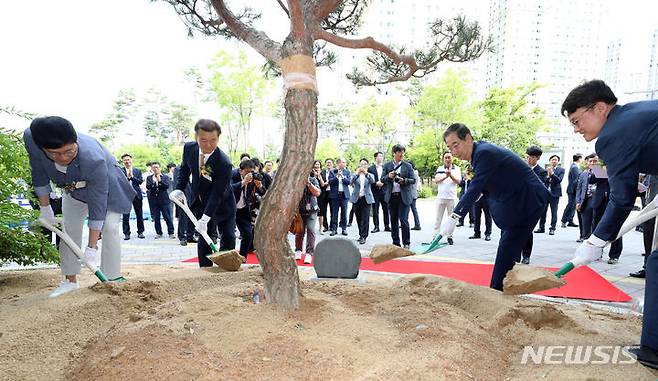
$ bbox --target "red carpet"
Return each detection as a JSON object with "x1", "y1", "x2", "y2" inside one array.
[{"x1": 183, "y1": 254, "x2": 631, "y2": 302}]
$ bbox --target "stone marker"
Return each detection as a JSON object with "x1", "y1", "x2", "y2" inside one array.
[
  {"x1": 207, "y1": 250, "x2": 245, "y2": 271},
  {"x1": 503, "y1": 265, "x2": 566, "y2": 295},
  {"x1": 369, "y1": 244, "x2": 415, "y2": 264},
  {"x1": 313, "y1": 237, "x2": 361, "y2": 279}
]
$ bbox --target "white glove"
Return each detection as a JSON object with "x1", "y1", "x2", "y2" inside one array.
[
  {"x1": 83, "y1": 246, "x2": 99, "y2": 266},
  {"x1": 169, "y1": 189, "x2": 185, "y2": 204},
  {"x1": 439, "y1": 213, "x2": 460, "y2": 238},
  {"x1": 571, "y1": 235, "x2": 607, "y2": 267},
  {"x1": 39, "y1": 205, "x2": 60, "y2": 224},
  {"x1": 196, "y1": 214, "x2": 211, "y2": 235}
]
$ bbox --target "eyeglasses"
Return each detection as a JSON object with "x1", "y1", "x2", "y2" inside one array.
[
  {"x1": 569, "y1": 104, "x2": 595, "y2": 127},
  {"x1": 43, "y1": 144, "x2": 78, "y2": 159}
]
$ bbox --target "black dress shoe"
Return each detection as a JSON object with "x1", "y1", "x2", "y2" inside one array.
[
  {"x1": 534, "y1": 228, "x2": 545, "y2": 233},
  {"x1": 549, "y1": 229, "x2": 555, "y2": 235},
  {"x1": 567, "y1": 222, "x2": 579, "y2": 227},
  {"x1": 330, "y1": 231, "x2": 337, "y2": 236},
  {"x1": 322, "y1": 227, "x2": 329, "y2": 232},
  {"x1": 630, "y1": 269, "x2": 646, "y2": 278},
  {"x1": 358, "y1": 238, "x2": 366, "y2": 244},
  {"x1": 137, "y1": 233, "x2": 145, "y2": 239},
  {"x1": 469, "y1": 234, "x2": 481, "y2": 239},
  {"x1": 179, "y1": 240, "x2": 187, "y2": 246},
  {"x1": 124, "y1": 234, "x2": 130, "y2": 240},
  {"x1": 412, "y1": 226, "x2": 421, "y2": 231},
  {"x1": 485, "y1": 235, "x2": 491, "y2": 241},
  {"x1": 456, "y1": 222, "x2": 464, "y2": 227},
  {"x1": 447, "y1": 237, "x2": 454, "y2": 245},
  {"x1": 521, "y1": 257, "x2": 530, "y2": 264},
  {"x1": 626, "y1": 345, "x2": 658, "y2": 370},
  {"x1": 576, "y1": 238, "x2": 584, "y2": 243},
  {"x1": 341, "y1": 230, "x2": 348, "y2": 236},
  {"x1": 384, "y1": 227, "x2": 391, "y2": 232},
  {"x1": 371, "y1": 227, "x2": 380, "y2": 233}
]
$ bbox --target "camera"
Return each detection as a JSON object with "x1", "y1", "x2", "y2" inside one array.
[
  {"x1": 333, "y1": 168, "x2": 339, "y2": 174},
  {"x1": 251, "y1": 171, "x2": 263, "y2": 182},
  {"x1": 394, "y1": 175, "x2": 404, "y2": 184},
  {"x1": 309, "y1": 170, "x2": 316, "y2": 178}
]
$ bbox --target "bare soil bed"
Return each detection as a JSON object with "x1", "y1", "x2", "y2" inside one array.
[{"x1": 0, "y1": 264, "x2": 655, "y2": 380}]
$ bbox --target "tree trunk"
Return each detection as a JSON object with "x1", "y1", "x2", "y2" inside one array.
[{"x1": 253, "y1": 88, "x2": 318, "y2": 310}]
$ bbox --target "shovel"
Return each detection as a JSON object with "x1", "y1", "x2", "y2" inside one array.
[
  {"x1": 414, "y1": 232, "x2": 448, "y2": 254},
  {"x1": 504, "y1": 195, "x2": 658, "y2": 295},
  {"x1": 169, "y1": 192, "x2": 242, "y2": 268},
  {"x1": 38, "y1": 218, "x2": 108, "y2": 282}
]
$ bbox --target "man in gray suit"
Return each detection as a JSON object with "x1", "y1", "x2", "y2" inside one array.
[
  {"x1": 350, "y1": 158, "x2": 376, "y2": 244},
  {"x1": 381, "y1": 144, "x2": 416, "y2": 249},
  {"x1": 24, "y1": 116, "x2": 135, "y2": 297}
]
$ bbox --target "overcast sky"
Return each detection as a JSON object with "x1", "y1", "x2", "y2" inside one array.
[{"x1": 1, "y1": 0, "x2": 657, "y2": 133}]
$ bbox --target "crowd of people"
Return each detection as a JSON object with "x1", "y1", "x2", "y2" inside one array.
[{"x1": 23, "y1": 79, "x2": 658, "y2": 369}]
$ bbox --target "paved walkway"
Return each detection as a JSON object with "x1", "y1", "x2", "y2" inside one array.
[{"x1": 3, "y1": 198, "x2": 648, "y2": 306}]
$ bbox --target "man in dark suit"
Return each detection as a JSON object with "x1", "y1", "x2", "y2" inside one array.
[
  {"x1": 328, "y1": 158, "x2": 351, "y2": 236},
  {"x1": 630, "y1": 174, "x2": 658, "y2": 278},
  {"x1": 441, "y1": 124, "x2": 550, "y2": 290},
  {"x1": 145, "y1": 162, "x2": 175, "y2": 238},
  {"x1": 231, "y1": 159, "x2": 265, "y2": 260},
  {"x1": 561, "y1": 79, "x2": 658, "y2": 368},
  {"x1": 170, "y1": 119, "x2": 236, "y2": 267},
  {"x1": 172, "y1": 165, "x2": 196, "y2": 245},
  {"x1": 121, "y1": 153, "x2": 145, "y2": 240},
  {"x1": 381, "y1": 144, "x2": 416, "y2": 249},
  {"x1": 575, "y1": 153, "x2": 598, "y2": 242},
  {"x1": 523, "y1": 145, "x2": 547, "y2": 264},
  {"x1": 470, "y1": 192, "x2": 492, "y2": 241},
  {"x1": 537, "y1": 155, "x2": 565, "y2": 235},
  {"x1": 589, "y1": 171, "x2": 623, "y2": 264},
  {"x1": 367, "y1": 151, "x2": 390, "y2": 233},
  {"x1": 561, "y1": 154, "x2": 583, "y2": 228},
  {"x1": 318, "y1": 159, "x2": 333, "y2": 233}
]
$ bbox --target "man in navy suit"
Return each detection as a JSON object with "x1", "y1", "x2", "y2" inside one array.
[
  {"x1": 440, "y1": 123, "x2": 550, "y2": 290},
  {"x1": 537, "y1": 154, "x2": 565, "y2": 235},
  {"x1": 522, "y1": 145, "x2": 547, "y2": 264},
  {"x1": 561, "y1": 79, "x2": 658, "y2": 369},
  {"x1": 328, "y1": 158, "x2": 351, "y2": 236},
  {"x1": 171, "y1": 119, "x2": 236, "y2": 267},
  {"x1": 367, "y1": 151, "x2": 390, "y2": 233},
  {"x1": 575, "y1": 153, "x2": 599, "y2": 242},
  {"x1": 146, "y1": 162, "x2": 175, "y2": 238},
  {"x1": 381, "y1": 144, "x2": 416, "y2": 249},
  {"x1": 121, "y1": 153, "x2": 145, "y2": 240},
  {"x1": 561, "y1": 154, "x2": 583, "y2": 228}
]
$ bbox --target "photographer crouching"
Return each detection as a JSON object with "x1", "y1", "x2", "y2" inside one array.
[
  {"x1": 295, "y1": 160, "x2": 322, "y2": 264},
  {"x1": 231, "y1": 159, "x2": 265, "y2": 260}
]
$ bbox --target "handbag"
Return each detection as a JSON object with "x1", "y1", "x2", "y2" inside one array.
[{"x1": 289, "y1": 212, "x2": 304, "y2": 235}]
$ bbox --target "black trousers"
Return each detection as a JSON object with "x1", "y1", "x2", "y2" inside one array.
[
  {"x1": 580, "y1": 198, "x2": 594, "y2": 239},
  {"x1": 175, "y1": 204, "x2": 196, "y2": 240},
  {"x1": 592, "y1": 200, "x2": 623, "y2": 260},
  {"x1": 236, "y1": 207, "x2": 253, "y2": 259},
  {"x1": 561, "y1": 192, "x2": 577, "y2": 224},
  {"x1": 372, "y1": 193, "x2": 390, "y2": 230},
  {"x1": 410, "y1": 198, "x2": 420, "y2": 228},
  {"x1": 192, "y1": 204, "x2": 236, "y2": 267},
  {"x1": 388, "y1": 193, "x2": 410, "y2": 246},
  {"x1": 539, "y1": 196, "x2": 560, "y2": 230},
  {"x1": 493, "y1": 224, "x2": 537, "y2": 290},
  {"x1": 122, "y1": 196, "x2": 144, "y2": 235},
  {"x1": 318, "y1": 193, "x2": 330, "y2": 229},
  {"x1": 354, "y1": 197, "x2": 371, "y2": 239},
  {"x1": 150, "y1": 199, "x2": 174, "y2": 235},
  {"x1": 642, "y1": 217, "x2": 657, "y2": 269},
  {"x1": 330, "y1": 194, "x2": 348, "y2": 232},
  {"x1": 473, "y1": 198, "x2": 492, "y2": 236}
]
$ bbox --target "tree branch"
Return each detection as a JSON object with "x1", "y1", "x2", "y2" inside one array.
[
  {"x1": 313, "y1": 0, "x2": 343, "y2": 20},
  {"x1": 277, "y1": 0, "x2": 290, "y2": 17},
  {"x1": 288, "y1": 0, "x2": 306, "y2": 39},
  {"x1": 210, "y1": 0, "x2": 283, "y2": 63}
]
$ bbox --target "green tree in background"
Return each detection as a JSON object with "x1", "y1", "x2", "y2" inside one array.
[
  {"x1": 317, "y1": 102, "x2": 350, "y2": 145},
  {"x1": 0, "y1": 106, "x2": 58, "y2": 266},
  {"x1": 476, "y1": 83, "x2": 545, "y2": 157},
  {"x1": 166, "y1": 102, "x2": 195, "y2": 145},
  {"x1": 350, "y1": 97, "x2": 400, "y2": 154},
  {"x1": 89, "y1": 89, "x2": 137, "y2": 147},
  {"x1": 208, "y1": 50, "x2": 273, "y2": 156},
  {"x1": 314, "y1": 138, "x2": 342, "y2": 163},
  {"x1": 115, "y1": 144, "x2": 165, "y2": 171}
]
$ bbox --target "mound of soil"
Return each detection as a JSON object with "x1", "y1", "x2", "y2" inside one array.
[{"x1": 0, "y1": 265, "x2": 654, "y2": 380}]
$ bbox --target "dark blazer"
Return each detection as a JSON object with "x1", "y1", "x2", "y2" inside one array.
[
  {"x1": 380, "y1": 160, "x2": 416, "y2": 206},
  {"x1": 566, "y1": 163, "x2": 582, "y2": 195},
  {"x1": 231, "y1": 168, "x2": 265, "y2": 212},
  {"x1": 575, "y1": 170, "x2": 593, "y2": 205},
  {"x1": 531, "y1": 165, "x2": 547, "y2": 183},
  {"x1": 328, "y1": 168, "x2": 351, "y2": 199},
  {"x1": 367, "y1": 163, "x2": 386, "y2": 198},
  {"x1": 124, "y1": 167, "x2": 143, "y2": 199},
  {"x1": 594, "y1": 101, "x2": 658, "y2": 241},
  {"x1": 175, "y1": 141, "x2": 236, "y2": 218},
  {"x1": 590, "y1": 176, "x2": 610, "y2": 210},
  {"x1": 146, "y1": 174, "x2": 171, "y2": 205},
  {"x1": 544, "y1": 166, "x2": 565, "y2": 198},
  {"x1": 453, "y1": 141, "x2": 551, "y2": 230}
]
